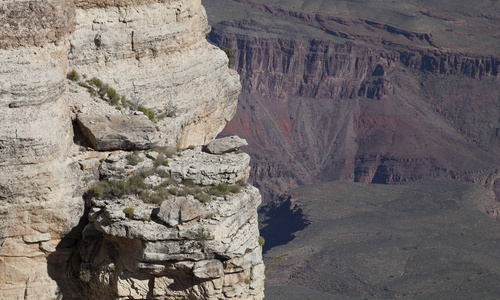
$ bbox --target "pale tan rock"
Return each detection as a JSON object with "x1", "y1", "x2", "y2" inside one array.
[
  {"x1": 76, "y1": 114, "x2": 160, "y2": 150},
  {"x1": 68, "y1": 0, "x2": 241, "y2": 147},
  {"x1": 0, "y1": 0, "x2": 262, "y2": 299},
  {"x1": 193, "y1": 259, "x2": 224, "y2": 279}
]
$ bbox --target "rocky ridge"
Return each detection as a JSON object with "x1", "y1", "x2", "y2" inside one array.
[{"x1": 0, "y1": 0, "x2": 263, "y2": 299}]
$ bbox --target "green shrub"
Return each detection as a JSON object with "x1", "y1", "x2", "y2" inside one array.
[
  {"x1": 187, "y1": 145, "x2": 195, "y2": 150},
  {"x1": 258, "y1": 236, "x2": 265, "y2": 246},
  {"x1": 229, "y1": 184, "x2": 241, "y2": 193},
  {"x1": 208, "y1": 182, "x2": 231, "y2": 197},
  {"x1": 168, "y1": 187, "x2": 179, "y2": 195},
  {"x1": 195, "y1": 192, "x2": 210, "y2": 203},
  {"x1": 195, "y1": 228, "x2": 212, "y2": 241},
  {"x1": 88, "y1": 180, "x2": 127, "y2": 199},
  {"x1": 138, "y1": 105, "x2": 156, "y2": 122},
  {"x1": 127, "y1": 174, "x2": 147, "y2": 194},
  {"x1": 182, "y1": 179, "x2": 196, "y2": 187},
  {"x1": 79, "y1": 268, "x2": 92, "y2": 282},
  {"x1": 234, "y1": 149, "x2": 244, "y2": 154},
  {"x1": 123, "y1": 207, "x2": 134, "y2": 218},
  {"x1": 67, "y1": 69, "x2": 81, "y2": 82},
  {"x1": 224, "y1": 48, "x2": 234, "y2": 67},
  {"x1": 126, "y1": 152, "x2": 143, "y2": 166},
  {"x1": 177, "y1": 188, "x2": 188, "y2": 197},
  {"x1": 89, "y1": 77, "x2": 103, "y2": 88},
  {"x1": 245, "y1": 278, "x2": 251, "y2": 285},
  {"x1": 153, "y1": 154, "x2": 169, "y2": 167}
]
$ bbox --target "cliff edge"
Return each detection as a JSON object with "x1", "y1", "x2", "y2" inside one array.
[{"x1": 0, "y1": 0, "x2": 263, "y2": 299}]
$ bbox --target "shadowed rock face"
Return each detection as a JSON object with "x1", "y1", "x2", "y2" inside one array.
[{"x1": 204, "y1": 0, "x2": 500, "y2": 205}]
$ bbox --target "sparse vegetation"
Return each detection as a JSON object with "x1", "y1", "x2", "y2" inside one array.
[
  {"x1": 224, "y1": 48, "x2": 234, "y2": 67},
  {"x1": 258, "y1": 236, "x2": 265, "y2": 247},
  {"x1": 79, "y1": 268, "x2": 92, "y2": 283},
  {"x1": 123, "y1": 207, "x2": 134, "y2": 218},
  {"x1": 67, "y1": 70, "x2": 163, "y2": 122},
  {"x1": 195, "y1": 228, "x2": 213, "y2": 241},
  {"x1": 229, "y1": 184, "x2": 241, "y2": 193},
  {"x1": 67, "y1": 69, "x2": 81, "y2": 82},
  {"x1": 153, "y1": 153, "x2": 169, "y2": 167},
  {"x1": 138, "y1": 105, "x2": 156, "y2": 122},
  {"x1": 126, "y1": 151, "x2": 143, "y2": 166},
  {"x1": 163, "y1": 100, "x2": 178, "y2": 118},
  {"x1": 209, "y1": 182, "x2": 230, "y2": 196},
  {"x1": 152, "y1": 146, "x2": 178, "y2": 158}
]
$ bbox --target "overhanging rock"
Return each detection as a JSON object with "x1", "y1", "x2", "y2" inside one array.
[{"x1": 76, "y1": 114, "x2": 160, "y2": 151}]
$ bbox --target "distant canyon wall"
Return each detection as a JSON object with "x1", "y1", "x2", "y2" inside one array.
[{"x1": 209, "y1": 18, "x2": 500, "y2": 203}]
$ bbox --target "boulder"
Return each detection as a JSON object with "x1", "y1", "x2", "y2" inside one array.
[
  {"x1": 76, "y1": 114, "x2": 160, "y2": 151},
  {"x1": 205, "y1": 136, "x2": 247, "y2": 154}
]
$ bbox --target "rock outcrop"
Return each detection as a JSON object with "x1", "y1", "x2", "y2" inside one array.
[
  {"x1": 68, "y1": 0, "x2": 241, "y2": 147},
  {"x1": 0, "y1": 0, "x2": 262, "y2": 299},
  {"x1": 77, "y1": 149, "x2": 264, "y2": 299},
  {"x1": 206, "y1": 135, "x2": 248, "y2": 154},
  {"x1": 76, "y1": 114, "x2": 160, "y2": 150}
]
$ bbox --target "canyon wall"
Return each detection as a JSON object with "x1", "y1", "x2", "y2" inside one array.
[
  {"x1": 69, "y1": 0, "x2": 241, "y2": 147},
  {"x1": 206, "y1": 2, "x2": 500, "y2": 203},
  {"x1": 0, "y1": 0, "x2": 263, "y2": 299}
]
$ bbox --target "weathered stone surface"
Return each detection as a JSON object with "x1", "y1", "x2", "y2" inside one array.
[
  {"x1": 193, "y1": 259, "x2": 224, "y2": 279},
  {"x1": 168, "y1": 149, "x2": 250, "y2": 185},
  {"x1": 0, "y1": 0, "x2": 262, "y2": 298},
  {"x1": 68, "y1": 0, "x2": 241, "y2": 147},
  {"x1": 206, "y1": 135, "x2": 248, "y2": 154},
  {"x1": 0, "y1": 0, "x2": 75, "y2": 49},
  {"x1": 76, "y1": 114, "x2": 160, "y2": 151}
]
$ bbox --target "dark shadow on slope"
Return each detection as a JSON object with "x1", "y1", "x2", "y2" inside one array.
[
  {"x1": 46, "y1": 199, "x2": 90, "y2": 299},
  {"x1": 259, "y1": 194, "x2": 310, "y2": 253}
]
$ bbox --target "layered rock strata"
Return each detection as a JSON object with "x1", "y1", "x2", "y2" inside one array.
[
  {"x1": 78, "y1": 149, "x2": 264, "y2": 299},
  {"x1": 68, "y1": 0, "x2": 241, "y2": 147},
  {"x1": 0, "y1": 1, "x2": 82, "y2": 298},
  {"x1": 0, "y1": 0, "x2": 261, "y2": 299},
  {"x1": 205, "y1": 1, "x2": 500, "y2": 204}
]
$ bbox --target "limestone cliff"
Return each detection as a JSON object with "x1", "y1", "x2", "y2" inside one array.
[{"x1": 0, "y1": 0, "x2": 263, "y2": 299}]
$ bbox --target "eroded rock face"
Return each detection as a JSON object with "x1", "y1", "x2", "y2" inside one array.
[
  {"x1": 78, "y1": 148, "x2": 264, "y2": 299},
  {"x1": 68, "y1": 0, "x2": 241, "y2": 147},
  {"x1": 76, "y1": 114, "x2": 160, "y2": 150},
  {"x1": 0, "y1": 0, "x2": 261, "y2": 299}
]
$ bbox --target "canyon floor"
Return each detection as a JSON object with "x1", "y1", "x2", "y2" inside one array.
[{"x1": 262, "y1": 179, "x2": 500, "y2": 299}]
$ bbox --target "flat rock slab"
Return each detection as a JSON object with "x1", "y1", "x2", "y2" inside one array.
[
  {"x1": 206, "y1": 136, "x2": 247, "y2": 154},
  {"x1": 77, "y1": 114, "x2": 160, "y2": 151}
]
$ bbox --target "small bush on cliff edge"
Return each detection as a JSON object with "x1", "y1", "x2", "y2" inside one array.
[
  {"x1": 67, "y1": 69, "x2": 81, "y2": 82},
  {"x1": 123, "y1": 207, "x2": 134, "y2": 218},
  {"x1": 224, "y1": 48, "x2": 234, "y2": 67}
]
